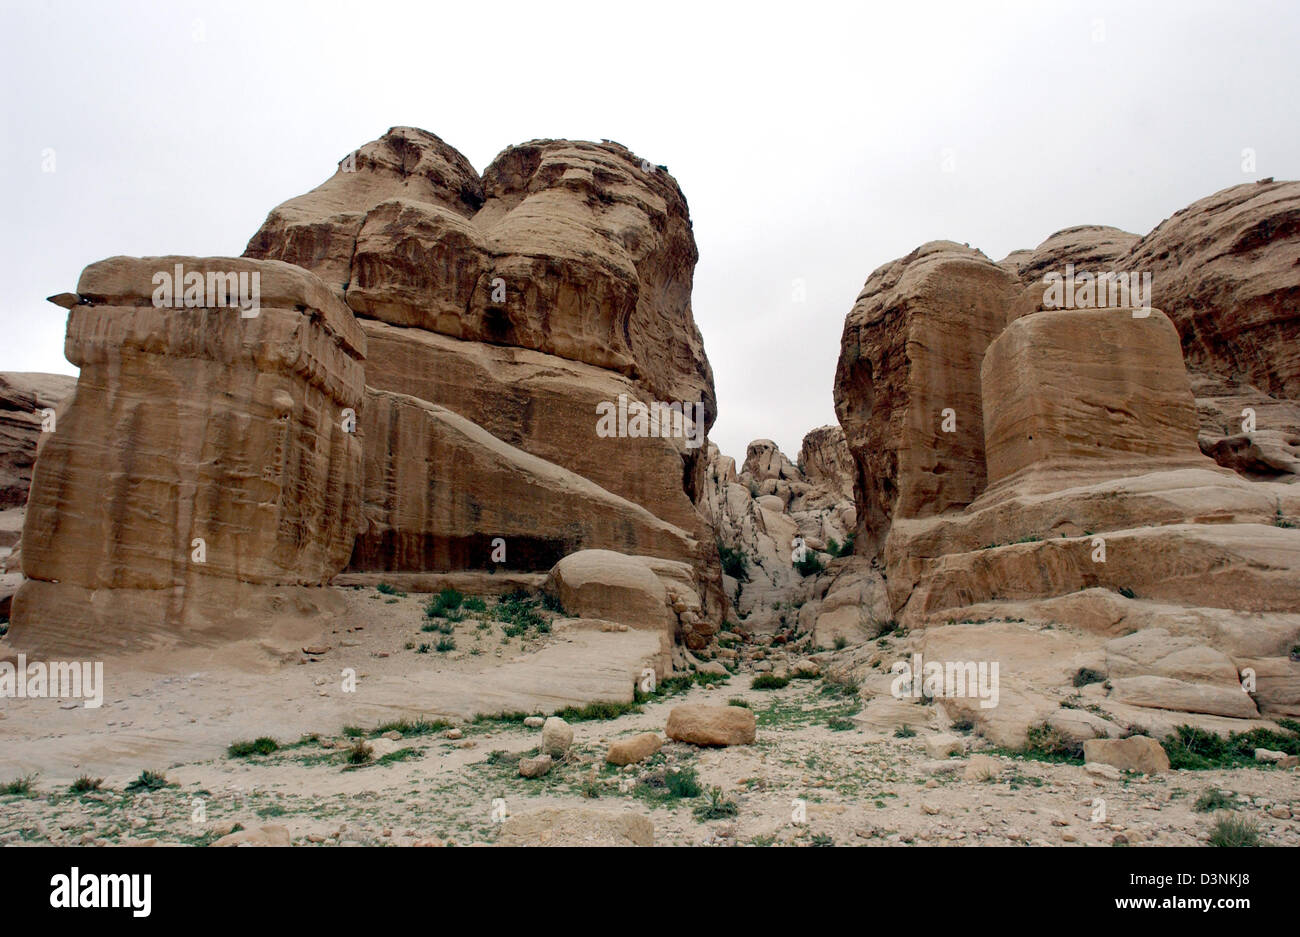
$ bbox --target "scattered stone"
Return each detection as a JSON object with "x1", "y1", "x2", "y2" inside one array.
[
  {"x1": 606, "y1": 733, "x2": 662, "y2": 766},
  {"x1": 519, "y1": 754, "x2": 553, "y2": 778},
  {"x1": 524, "y1": 716, "x2": 545, "y2": 728},
  {"x1": 1082, "y1": 737, "x2": 1170, "y2": 774},
  {"x1": 665, "y1": 704, "x2": 756, "y2": 747},
  {"x1": 924, "y1": 733, "x2": 964, "y2": 759}
]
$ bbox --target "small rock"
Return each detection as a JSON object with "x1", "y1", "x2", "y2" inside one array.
[
  {"x1": 541, "y1": 717, "x2": 574, "y2": 757},
  {"x1": 606, "y1": 733, "x2": 662, "y2": 766},
  {"x1": 524, "y1": 716, "x2": 545, "y2": 728},
  {"x1": 1084, "y1": 761, "x2": 1123, "y2": 781},
  {"x1": 519, "y1": 754, "x2": 553, "y2": 778},
  {"x1": 444, "y1": 728, "x2": 463, "y2": 740}
]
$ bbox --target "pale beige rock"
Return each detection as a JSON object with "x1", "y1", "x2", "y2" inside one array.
[
  {"x1": 496, "y1": 808, "x2": 654, "y2": 846},
  {"x1": 665, "y1": 703, "x2": 756, "y2": 746},
  {"x1": 605, "y1": 732, "x2": 662, "y2": 766},
  {"x1": 541, "y1": 716, "x2": 573, "y2": 758},
  {"x1": 0, "y1": 372, "x2": 76, "y2": 509},
  {"x1": 1082, "y1": 736, "x2": 1171, "y2": 774},
  {"x1": 980, "y1": 308, "x2": 1215, "y2": 497},
  {"x1": 10, "y1": 256, "x2": 365, "y2": 654},
  {"x1": 518, "y1": 754, "x2": 553, "y2": 778},
  {"x1": 212, "y1": 824, "x2": 291, "y2": 847}
]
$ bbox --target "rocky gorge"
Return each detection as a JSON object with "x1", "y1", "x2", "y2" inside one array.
[{"x1": 1, "y1": 130, "x2": 1297, "y2": 848}]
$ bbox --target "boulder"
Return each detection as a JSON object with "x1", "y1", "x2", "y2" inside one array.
[
  {"x1": 9, "y1": 256, "x2": 364, "y2": 655},
  {"x1": 665, "y1": 703, "x2": 756, "y2": 746},
  {"x1": 540, "y1": 717, "x2": 573, "y2": 758},
  {"x1": 1081, "y1": 736, "x2": 1171, "y2": 774},
  {"x1": 606, "y1": 733, "x2": 662, "y2": 766},
  {"x1": 518, "y1": 754, "x2": 553, "y2": 778}
]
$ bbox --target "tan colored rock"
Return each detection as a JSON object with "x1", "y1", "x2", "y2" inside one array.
[
  {"x1": 1001, "y1": 225, "x2": 1140, "y2": 287},
  {"x1": 540, "y1": 716, "x2": 573, "y2": 757},
  {"x1": 245, "y1": 128, "x2": 715, "y2": 418},
  {"x1": 605, "y1": 732, "x2": 662, "y2": 766},
  {"x1": 518, "y1": 754, "x2": 553, "y2": 778},
  {"x1": 0, "y1": 372, "x2": 76, "y2": 509},
  {"x1": 665, "y1": 703, "x2": 756, "y2": 746},
  {"x1": 352, "y1": 391, "x2": 699, "y2": 575},
  {"x1": 1124, "y1": 180, "x2": 1300, "y2": 400},
  {"x1": 542, "y1": 550, "x2": 681, "y2": 654},
  {"x1": 212, "y1": 824, "x2": 291, "y2": 847},
  {"x1": 1236, "y1": 656, "x2": 1300, "y2": 717},
  {"x1": 496, "y1": 808, "x2": 654, "y2": 846},
  {"x1": 834, "y1": 242, "x2": 1018, "y2": 553},
  {"x1": 1082, "y1": 736, "x2": 1171, "y2": 774},
  {"x1": 980, "y1": 308, "x2": 1215, "y2": 497},
  {"x1": 798, "y1": 424, "x2": 855, "y2": 500},
  {"x1": 10, "y1": 256, "x2": 364, "y2": 655}
]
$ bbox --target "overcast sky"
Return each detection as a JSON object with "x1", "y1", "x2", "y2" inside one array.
[{"x1": 3, "y1": 0, "x2": 1297, "y2": 461}]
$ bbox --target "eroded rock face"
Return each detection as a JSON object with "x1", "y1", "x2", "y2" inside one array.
[
  {"x1": 245, "y1": 127, "x2": 715, "y2": 420},
  {"x1": 9, "y1": 256, "x2": 365, "y2": 654},
  {"x1": 798, "y1": 425, "x2": 855, "y2": 500},
  {"x1": 247, "y1": 128, "x2": 724, "y2": 629},
  {"x1": 834, "y1": 242, "x2": 1018, "y2": 553},
  {"x1": 0, "y1": 373, "x2": 76, "y2": 510},
  {"x1": 980, "y1": 308, "x2": 1214, "y2": 497},
  {"x1": 999, "y1": 225, "x2": 1139, "y2": 286},
  {"x1": 1124, "y1": 180, "x2": 1300, "y2": 399}
]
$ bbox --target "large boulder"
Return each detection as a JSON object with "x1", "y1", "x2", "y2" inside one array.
[
  {"x1": 665, "y1": 703, "x2": 756, "y2": 746},
  {"x1": 1082, "y1": 736, "x2": 1171, "y2": 774}
]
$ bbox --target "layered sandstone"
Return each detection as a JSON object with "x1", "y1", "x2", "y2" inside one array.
[
  {"x1": 0, "y1": 372, "x2": 76, "y2": 510},
  {"x1": 833, "y1": 242, "x2": 1018, "y2": 553},
  {"x1": 8, "y1": 256, "x2": 365, "y2": 654}
]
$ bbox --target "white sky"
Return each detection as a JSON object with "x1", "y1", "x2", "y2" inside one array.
[{"x1": 2, "y1": 0, "x2": 1296, "y2": 462}]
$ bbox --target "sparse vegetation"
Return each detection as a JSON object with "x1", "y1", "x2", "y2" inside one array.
[
  {"x1": 1, "y1": 775, "x2": 36, "y2": 796},
  {"x1": 718, "y1": 543, "x2": 750, "y2": 581},
  {"x1": 347, "y1": 738, "x2": 373, "y2": 765},
  {"x1": 425, "y1": 587, "x2": 464, "y2": 618},
  {"x1": 228, "y1": 737, "x2": 280, "y2": 758},
  {"x1": 894, "y1": 725, "x2": 917, "y2": 739},
  {"x1": 794, "y1": 551, "x2": 825, "y2": 577},
  {"x1": 1162, "y1": 724, "x2": 1300, "y2": 770},
  {"x1": 125, "y1": 770, "x2": 169, "y2": 792},
  {"x1": 1072, "y1": 667, "x2": 1106, "y2": 688},
  {"x1": 1193, "y1": 789, "x2": 1237, "y2": 813},
  {"x1": 693, "y1": 786, "x2": 740, "y2": 820},
  {"x1": 751, "y1": 673, "x2": 790, "y2": 690},
  {"x1": 1017, "y1": 723, "x2": 1085, "y2": 763},
  {"x1": 1208, "y1": 814, "x2": 1262, "y2": 847},
  {"x1": 376, "y1": 582, "x2": 404, "y2": 596},
  {"x1": 69, "y1": 775, "x2": 103, "y2": 794}
]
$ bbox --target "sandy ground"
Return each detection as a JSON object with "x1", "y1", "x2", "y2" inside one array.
[{"x1": 1, "y1": 586, "x2": 1298, "y2": 847}]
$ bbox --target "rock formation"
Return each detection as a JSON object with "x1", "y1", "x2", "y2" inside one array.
[
  {"x1": 9, "y1": 128, "x2": 723, "y2": 653},
  {"x1": 0, "y1": 372, "x2": 75, "y2": 510},
  {"x1": 10, "y1": 257, "x2": 365, "y2": 655},
  {"x1": 832, "y1": 180, "x2": 1300, "y2": 744}
]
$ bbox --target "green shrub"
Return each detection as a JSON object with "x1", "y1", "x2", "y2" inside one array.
[
  {"x1": 425, "y1": 587, "x2": 464, "y2": 618},
  {"x1": 894, "y1": 725, "x2": 917, "y2": 739},
  {"x1": 435, "y1": 637, "x2": 456, "y2": 653},
  {"x1": 347, "y1": 739, "x2": 373, "y2": 765},
  {"x1": 1162, "y1": 724, "x2": 1300, "y2": 770},
  {"x1": 1194, "y1": 789, "x2": 1237, "y2": 813},
  {"x1": 751, "y1": 673, "x2": 790, "y2": 690},
  {"x1": 1022, "y1": 723, "x2": 1085, "y2": 763},
  {"x1": 228, "y1": 737, "x2": 280, "y2": 758},
  {"x1": 125, "y1": 770, "x2": 169, "y2": 792},
  {"x1": 693, "y1": 786, "x2": 740, "y2": 820},
  {"x1": 718, "y1": 544, "x2": 750, "y2": 582},
  {"x1": 1, "y1": 774, "x2": 36, "y2": 796},
  {"x1": 464, "y1": 596, "x2": 488, "y2": 613},
  {"x1": 1072, "y1": 667, "x2": 1107, "y2": 688},
  {"x1": 1208, "y1": 814, "x2": 1262, "y2": 847},
  {"x1": 376, "y1": 582, "x2": 404, "y2": 596},
  {"x1": 69, "y1": 775, "x2": 103, "y2": 794},
  {"x1": 794, "y1": 552, "x2": 825, "y2": 577}
]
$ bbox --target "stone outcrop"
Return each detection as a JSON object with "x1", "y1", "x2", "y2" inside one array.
[
  {"x1": 245, "y1": 127, "x2": 715, "y2": 418},
  {"x1": 833, "y1": 242, "x2": 1018, "y2": 554},
  {"x1": 246, "y1": 127, "x2": 724, "y2": 630},
  {"x1": 1124, "y1": 180, "x2": 1300, "y2": 399},
  {"x1": 798, "y1": 425, "x2": 855, "y2": 500},
  {"x1": 831, "y1": 180, "x2": 1300, "y2": 742},
  {"x1": 10, "y1": 257, "x2": 364, "y2": 654},
  {"x1": 0, "y1": 372, "x2": 76, "y2": 510}
]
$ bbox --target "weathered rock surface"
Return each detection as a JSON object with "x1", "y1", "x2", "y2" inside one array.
[
  {"x1": 834, "y1": 242, "x2": 1018, "y2": 553},
  {"x1": 665, "y1": 703, "x2": 756, "y2": 746},
  {"x1": 0, "y1": 372, "x2": 76, "y2": 510},
  {"x1": 496, "y1": 808, "x2": 654, "y2": 846},
  {"x1": 605, "y1": 732, "x2": 662, "y2": 766},
  {"x1": 1124, "y1": 180, "x2": 1300, "y2": 399},
  {"x1": 246, "y1": 127, "x2": 715, "y2": 418},
  {"x1": 9, "y1": 256, "x2": 364, "y2": 654}
]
